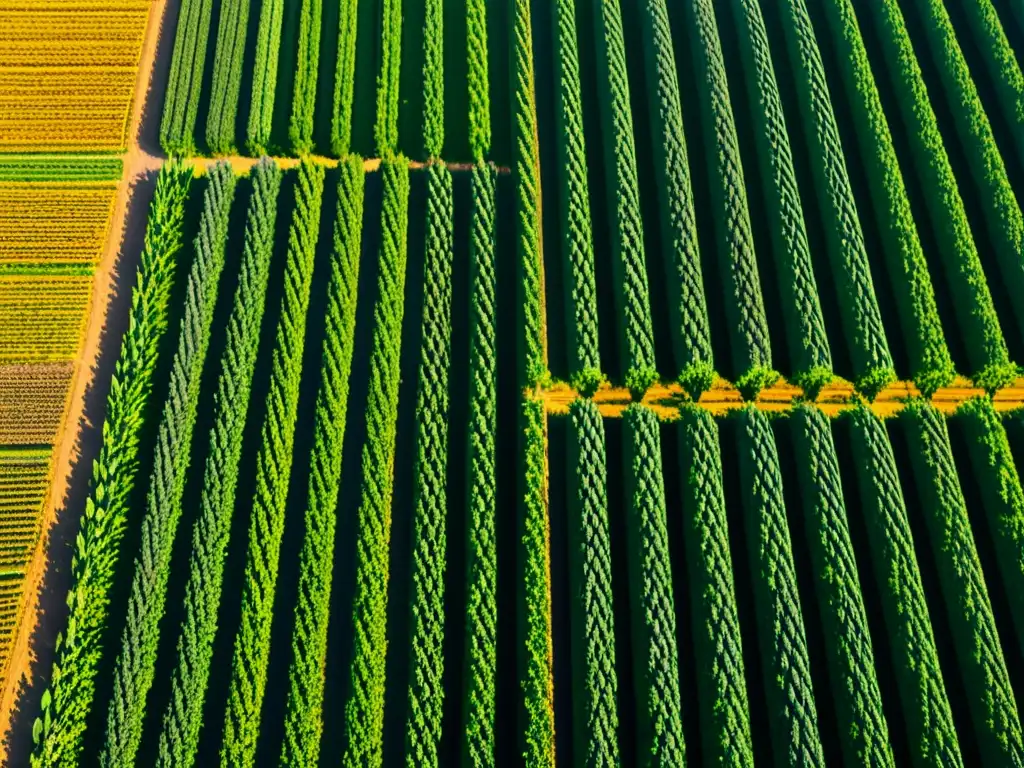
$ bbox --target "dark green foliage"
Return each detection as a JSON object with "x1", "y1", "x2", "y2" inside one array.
[
  {"x1": 732, "y1": 407, "x2": 824, "y2": 766},
  {"x1": 332, "y1": 0, "x2": 359, "y2": 156},
  {"x1": 375, "y1": 0, "x2": 403, "y2": 157},
  {"x1": 856, "y1": 0, "x2": 1014, "y2": 391},
  {"x1": 422, "y1": 0, "x2": 444, "y2": 157},
  {"x1": 683, "y1": 0, "x2": 775, "y2": 397},
  {"x1": 907, "y1": 0, "x2": 1024, "y2": 342},
  {"x1": 220, "y1": 160, "x2": 326, "y2": 767},
  {"x1": 592, "y1": 0, "x2": 657, "y2": 391},
  {"x1": 772, "y1": 0, "x2": 895, "y2": 397},
  {"x1": 520, "y1": 398, "x2": 555, "y2": 766},
  {"x1": 404, "y1": 163, "x2": 453, "y2": 767},
  {"x1": 841, "y1": 406, "x2": 962, "y2": 766},
  {"x1": 566, "y1": 400, "x2": 618, "y2": 766},
  {"x1": 247, "y1": 0, "x2": 284, "y2": 155},
  {"x1": 342, "y1": 158, "x2": 410, "y2": 766},
  {"x1": 206, "y1": 0, "x2": 253, "y2": 154},
  {"x1": 31, "y1": 162, "x2": 192, "y2": 767},
  {"x1": 954, "y1": 397, "x2": 1024, "y2": 657},
  {"x1": 953, "y1": 0, "x2": 1024, "y2": 192},
  {"x1": 726, "y1": 0, "x2": 833, "y2": 395},
  {"x1": 162, "y1": 0, "x2": 215, "y2": 154},
  {"x1": 289, "y1": 0, "x2": 323, "y2": 154},
  {"x1": 280, "y1": 158, "x2": 364, "y2": 766},
  {"x1": 819, "y1": 0, "x2": 954, "y2": 396},
  {"x1": 102, "y1": 162, "x2": 236, "y2": 768},
  {"x1": 898, "y1": 401, "x2": 1024, "y2": 765},
  {"x1": 514, "y1": 0, "x2": 545, "y2": 387},
  {"x1": 787, "y1": 404, "x2": 894, "y2": 767},
  {"x1": 552, "y1": 0, "x2": 601, "y2": 387},
  {"x1": 623, "y1": 405, "x2": 685, "y2": 765},
  {"x1": 463, "y1": 163, "x2": 498, "y2": 767},
  {"x1": 156, "y1": 159, "x2": 282, "y2": 768},
  {"x1": 677, "y1": 405, "x2": 751, "y2": 765},
  {"x1": 467, "y1": 0, "x2": 490, "y2": 160},
  {"x1": 638, "y1": 0, "x2": 715, "y2": 392}
]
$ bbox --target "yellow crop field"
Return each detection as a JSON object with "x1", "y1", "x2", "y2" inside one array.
[
  {"x1": 0, "y1": 363, "x2": 74, "y2": 445},
  {"x1": 0, "y1": 273, "x2": 92, "y2": 363},
  {"x1": 0, "y1": 1, "x2": 150, "y2": 152},
  {"x1": 0, "y1": 182, "x2": 117, "y2": 265}
]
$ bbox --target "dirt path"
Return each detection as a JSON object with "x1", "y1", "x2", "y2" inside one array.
[{"x1": 0, "y1": 0, "x2": 175, "y2": 752}]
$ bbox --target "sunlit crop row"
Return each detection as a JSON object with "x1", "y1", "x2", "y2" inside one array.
[
  {"x1": 0, "y1": 363, "x2": 74, "y2": 445},
  {"x1": 0, "y1": 273, "x2": 92, "y2": 362}
]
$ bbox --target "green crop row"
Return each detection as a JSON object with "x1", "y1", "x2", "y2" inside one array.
[
  {"x1": 958, "y1": 0, "x2": 1024, "y2": 169},
  {"x1": 375, "y1": 0, "x2": 403, "y2": 157},
  {"x1": 678, "y1": 405, "x2": 751, "y2": 764},
  {"x1": 820, "y1": 0, "x2": 954, "y2": 396},
  {"x1": 514, "y1": 0, "x2": 545, "y2": 388},
  {"x1": 0, "y1": 156, "x2": 123, "y2": 182},
  {"x1": 898, "y1": 400, "x2": 1024, "y2": 764},
  {"x1": 332, "y1": 0, "x2": 359, "y2": 157},
  {"x1": 856, "y1": 0, "x2": 1014, "y2": 391},
  {"x1": 638, "y1": 0, "x2": 714, "y2": 400},
  {"x1": 787, "y1": 403, "x2": 894, "y2": 766},
  {"x1": 953, "y1": 398, "x2": 1024, "y2": 658},
  {"x1": 551, "y1": 0, "x2": 601, "y2": 396},
  {"x1": 840, "y1": 406, "x2": 961, "y2": 765},
  {"x1": 289, "y1": 0, "x2": 323, "y2": 154},
  {"x1": 31, "y1": 162, "x2": 192, "y2": 767},
  {"x1": 162, "y1": 0, "x2": 214, "y2": 154},
  {"x1": 727, "y1": 0, "x2": 832, "y2": 398},
  {"x1": 103, "y1": 162, "x2": 237, "y2": 768},
  {"x1": 520, "y1": 398, "x2": 554, "y2": 766},
  {"x1": 467, "y1": 0, "x2": 490, "y2": 160},
  {"x1": 404, "y1": 163, "x2": 453, "y2": 767},
  {"x1": 422, "y1": 0, "x2": 444, "y2": 158},
  {"x1": 908, "y1": 0, "x2": 1024, "y2": 341},
  {"x1": 155, "y1": 159, "x2": 282, "y2": 768},
  {"x1": 685, "y1": 0, "x2": 775, "y2": 400},
  {"x1": 220, "y1": 160, "x2": 326, "y2": 768},
  {"x1": 280, "y1": 157, "x2": 364, "y2": 767},
  {"x1": 566, "y1": 400, "x2": 617, "y2": 766},
  {"x1": 774, "y1": 0, "x2": 895, "y2": 397},
  {"x1": 593, "y1": 0, "x2": 657, "y2": 397},
  {"x1": 342, "y1": 158, "x2": 410, "y2": 765},
  {"x1": 463, "y1": 163, "x2": 499, "y2": 767},
  {"x1": 246, "y1": 0, "x2": 284, "y2": 155},
  {"x1": 732, "y1": 406, "x2": 824, "y2": 765},
  {"x1": 624, "y1": 405, "x2": 685, "y2": 764},
  {"x1": 205, "y1": 0, "x2": 253, "y2": 154}
]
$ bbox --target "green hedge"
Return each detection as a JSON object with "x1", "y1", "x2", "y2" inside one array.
[
  {"x1": 625, "y1": 405, "x2": 685, "y2": 764},
  {"x1": 31, "y1": 162, "x2": 192, "y2": 767},
  {"x1": 684, "y1": 0, "x2": 775, "y2": 399},
  {"x1": 840, "y1": 406, "x2": 961, "y2": 764},
  {"x1": 342, "y1": 158, "x2": 410, "y2": 764},
  {"x1": 156, "y1": 158, "x2": 282, "y2": 768},
  {"x1": 463, "y1": 163, "x2": 499, "y2": 767},
  {"x1": 102, "y1": 162, "x2": 236, "y2": 768},
  {"x1": 856, "y1": 0, "x2": 1014, "y2": 391},
  {"x1": 732, "y1": 407, "x2": 823, "y2": 764},
  {"x1": 403, "y1": 162, "x2": 453, "y2": 767},
  {"x1": 566, "y1": 400, "x2": 617, "y2": 765},
  {"x1": 773, "y1": 0, "x2": 895, "y2": 397},
  {"x1": 638, "y1": 0, "x2": 714, "y2": 399},
  {"x1": 205, "y1": 0, "x2": 253, "y2": 154},
  {"x1": 819, "y1": 0, "x2": 954, "y2": 395},
  {"x1": 246, "y1": 0, "x2": 285, "y2": 155},
  {"x1": 467, "y1": 0, "x2": 491, "y2": 160},
  {"x1": 280, "y1": 157, "x2": 364, "y2": 766},
  {"x1": 375, "y1": 0, "x2": 403, "y2": 156},
  {"x1": 289, "y1": 0, "x2": 323, "y2": 154},
  {"x1": 162, "y1": 0, "x2": 215, "y2": 154},
  {"x1": 220, "y1": 160, "x2": 326, "y2": 767},
  {"x1": 899, "y1": 400, "x2": 1024, "y2": 764},
  {"x1": 787, "y1": 404, "x2": 894, "y2": 766},
  {"x1": 332, "y1": 0, "x2": 359, "y2": 156},
  {"x1": 422, "y1": 0, "x2": 444, "y2": 158}
]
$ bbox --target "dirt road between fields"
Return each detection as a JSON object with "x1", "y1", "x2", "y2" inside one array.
[{"x1": 0, "y1": 0, "x2": 178, "y2": 756}]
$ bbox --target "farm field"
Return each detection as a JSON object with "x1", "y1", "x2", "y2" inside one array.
[{"x1": 3, "y1": 0, "x2": 1024, "y2": 765}]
